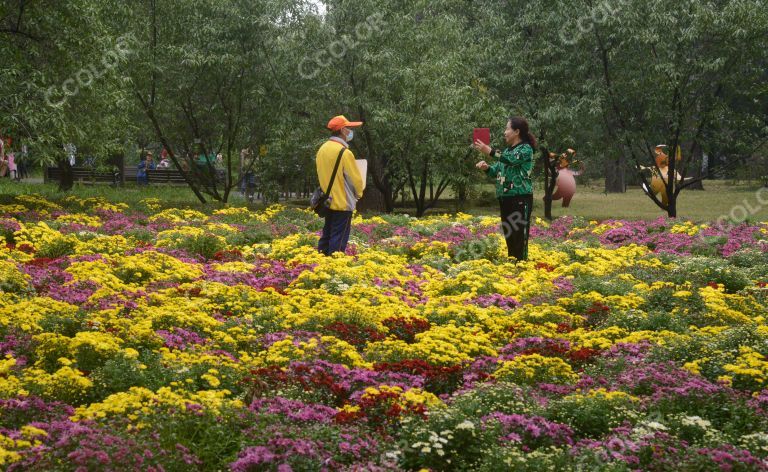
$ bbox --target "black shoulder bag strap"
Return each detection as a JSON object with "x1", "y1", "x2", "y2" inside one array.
[{"x1": 325, "y1": 146, "x2": 346, "y2": 195}]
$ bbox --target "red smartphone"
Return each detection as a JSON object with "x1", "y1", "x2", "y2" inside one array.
[{"x1": 473, "y1": 128, "x2": 491, "y2": 146}]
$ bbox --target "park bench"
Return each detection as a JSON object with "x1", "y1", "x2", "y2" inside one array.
[
  {"x1": 45, "y1": 165, "x2": 191, "y2": 186},
  {"x1": 124, "y1": 166, "x2": 189, "y2": 185},
  {"x1": 44, "y1": 166, "x2": 120, "y2": 185}
]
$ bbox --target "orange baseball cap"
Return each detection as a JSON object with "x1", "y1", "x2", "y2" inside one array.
[{"x1": 327, "y1": 115, "x2": 363, "y2": 132}]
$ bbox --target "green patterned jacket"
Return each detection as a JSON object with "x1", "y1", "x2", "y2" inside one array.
[{"x1": 485, "y1": 142, "x2": 534, "y2": 198}]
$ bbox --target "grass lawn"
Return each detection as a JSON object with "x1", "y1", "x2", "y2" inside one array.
[
  {"x1": 0, "y1": 178, "x2": 766, "y2": 222},
  {"x1": 0, "y1": 180, "x2": 234, "y2": 210},
  {"x1": 498, "y1": 180, "x2": 768, "y2": 222},
  {"x1": 438, "y1": 180, "x2": 768, "y2": 222}
]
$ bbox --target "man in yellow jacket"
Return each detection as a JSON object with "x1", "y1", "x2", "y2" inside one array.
[{"x1": 316, "y1": 115, "x2": 366, "y2": 255}]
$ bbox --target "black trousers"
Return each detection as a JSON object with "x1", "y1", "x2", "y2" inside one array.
[{"x1": 499, "y1": 194, "x2": 533, "y2": 260}]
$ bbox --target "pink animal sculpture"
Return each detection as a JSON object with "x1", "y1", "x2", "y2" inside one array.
[{"x1": 550, "y1": 148, "x2": 584, "y2": 208}]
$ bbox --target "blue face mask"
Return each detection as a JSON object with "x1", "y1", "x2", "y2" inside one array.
[{"x1": 346, "y1": 130, "x2": 354, "y2": 142}]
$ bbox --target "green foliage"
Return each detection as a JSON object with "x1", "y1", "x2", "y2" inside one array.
[
  {"x1": 572, "y1": 273, "x2": 637, "y2": 298},
  {"x1": 649, "y1": 325, "x2": 768, "y2": 392},
  {"x1": 475, "y1": 447, "x2": 574, "y2": 472},
  {"x1": 2, "y1": 0, "x2": 767, "y2": 214},
  {"x1": 448, "y1": 382, "x2": 540, "y2": 418},
  {"x1": 163, "y1": 231, "x2": 228, "y2": 260},
  {"x1": 729, "y1": 248, "x2": 768, "y2": 281},
  {"x1": 607, "y1": 308, "x2": 691, "y2": 333},
  {"x1": 145, "y1": 408, "x2": 245, "y2": 468},
  {"x1": 397, "y1": 409, "x2": 501, "y2": 471},
  {"x1": 1, "y1": 1, "x2": 137, "y2": 166},
  {"x1": 88, "y1": 355, "x2": 148, "y2": 400},
  {"x1": 225, "y1": 225, "x2": 274, "y2": 246},
  {"x1": 38, "y1": 312, "x2": 87, "y2": 339},
  {"x1": 35, "y1": 236, "x2": 78, "y2": 259},
  {"x1": 547, "y1": 392, "x2": 640, "y2": 438},
  {"x1": 672, "y1": 257, "x2": 752, "y2": 293}
]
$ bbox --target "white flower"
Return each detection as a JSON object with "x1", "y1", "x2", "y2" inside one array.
[
  {"x1": 682, "y1": 416, "x2": 712, "y2": 428},
  {"x1": 644, "y1": 421, "x2": 668, "y2": 431},
  {"x1": 456, "y1": 420, "x2": 475, "y2": 430},
  {"x1": 740, "y1": 432, "x2": 768, "y2": 452}
]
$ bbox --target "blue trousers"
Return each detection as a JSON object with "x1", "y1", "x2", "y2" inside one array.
[{"x1": 318, "y1": 210, "x2": 353, "y2": 256}]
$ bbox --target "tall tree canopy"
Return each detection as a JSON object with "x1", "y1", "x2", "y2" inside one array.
[{"x1": 1, "y1": 0, "x2": 766, "y2": 213}]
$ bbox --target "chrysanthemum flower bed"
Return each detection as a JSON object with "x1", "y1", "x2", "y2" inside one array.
[{"x1": 1, "y1": 194, "x2": 768, "y2": 470}]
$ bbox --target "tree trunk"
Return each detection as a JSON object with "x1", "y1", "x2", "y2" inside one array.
[
  {"x1": 357, "y1": 185, "x2": 387, "y2": 213},
  {"x1": 541, "y1": 148, "x2": 558, "y2": 220},
  {"x1": 604, "y1": 152, "x2": 626, "y2": 193},
  {"x1": 456, "y1": 183, "x2": 468, "y2": 212},
  {"x1": 134, "y1": 90, "x2": 207, "y2": 203},
  {"x1": 667, "y1": 196, "x2": 677, "y2": 218},
  {"x1": 543, "y1": 150, "x2": 553, "y2": 220},
  {"x1": 416, "y1": 160, "x2": 428, "y2": 217},
  {"x1": 58, "y1": 158, "x2": 74, "y2": 191},
  {"x1": 109, "y1": 153, "x2": 124, "y2": 186},
  {"x1": 369, "y1": 152, "x2": 395, "y2": 213},
  {"x1": 666, "y1": 132, "x2": 681, "y2": 218},
  {"x1": 686, "y1": 143, "x2": 705, "y2": 190}
]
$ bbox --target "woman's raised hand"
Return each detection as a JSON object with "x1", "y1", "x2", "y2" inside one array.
[
  {"x1": 476, "y1": 160, "x2": 489, "y2": 171},
  {"x1": 473, "y1": 139, "x2": 491, "y2": 155}
]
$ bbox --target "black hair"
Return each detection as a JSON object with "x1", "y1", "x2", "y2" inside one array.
[{"x1": 508, "y1": 116, "x2": 537, "y2": 149}]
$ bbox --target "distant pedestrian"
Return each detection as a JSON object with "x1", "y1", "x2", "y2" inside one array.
[
  {"x1": 137, "y1": 151, "x2": 156, "y2": 185},
  {"x1": 0, "y1": 138, "x2": 7, "y2": 178},
  {"x1": 17, "y1": 144, "x2": 29, "y2": 180},
  {"x1": 64, "y1": 143, "x2": 76, "y2": 166},
  {"x1": 240, "y1": 148, "x2": 257, "y2": 202},
  {"x1": 157, "y1": 148, "x2": 171, "y2": 168},
  {"x1": 7, "y1": 151, "x2": 16, "y2": 180}
]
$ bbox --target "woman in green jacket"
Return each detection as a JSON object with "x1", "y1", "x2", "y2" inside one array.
[{"x1": 474, "y1": 116, "x2": 536, "y2": 260}]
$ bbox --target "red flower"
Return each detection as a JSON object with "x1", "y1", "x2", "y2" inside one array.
[
  {"x1": 535, "y1": 262, "x2": 555, "y2": 272},
  {"x1": 383, "y1": 317, "x2": 430, "y2": 343},
  {"x1": 323, "y1": 321, "x2": 386, "y2": 348},
  {"x1": 586, "y1": 302, "x2": 610, "y2": 315},
  {"x1": 334, "y1": 409, "x2": 363, "y2": 424},
  {"x1": 16, "y1": 243, "x2": 35, "y2": 254},
  {"x1": 213, "y1": 249, "x2": 243, "y2": 262},
  {"x1": 556, "y1": 323, "x2": 573, "y2": 333},
  {"x1": 385, "y1": 403, "x2": 403, "y2": 418},
  {"x1": 26, "y1": 257, "x2": 59, "y2": 267},
  {"x1": 374, "y1": 359, "x2": 464, "y2": 395},
  {"x1": 568, "y1": 347, "x2": 601, "y2": 364},
  {"x1": 506, "y1": 325, "x2": 520, "y2": 336}
]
